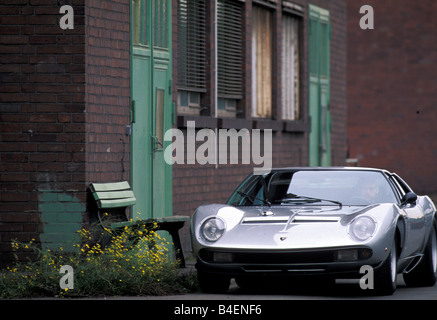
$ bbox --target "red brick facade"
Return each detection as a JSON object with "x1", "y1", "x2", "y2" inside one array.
[
  {"x1": 0, "y1": 0, "x2": 131, "y2": 266},
  {"x1": 1, "y1": 0, "x2": 86, "y2": 265},
  {"x1": 84, "y1": 0, "x2": 130, "y2": 184},
  {"x1": 347, "y1": 0, "x2": 437, "y2": 195}
]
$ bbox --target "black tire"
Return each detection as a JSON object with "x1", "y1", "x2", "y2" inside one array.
[
  {"x1": 197, "y1": 271, "x2": 230, "y2": 293},
  {"x1": 403, "y1": 222, "x2": 437, "y2": 287},
  {"x1": 374, "y1": 240, "x2": 397, "y2": 295}
]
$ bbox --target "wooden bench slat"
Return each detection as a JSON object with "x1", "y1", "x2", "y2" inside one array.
[
  {"x1": 93, "y1": 190, "x2": 135, "y2": 201},
  {"x1": 90, "y1": 181, "x2": 131, "y2": 193},
  {"x1": 97, "y1": 197, "x2": 137, "y2": 209}
]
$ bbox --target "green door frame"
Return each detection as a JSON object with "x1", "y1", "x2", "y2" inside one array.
[
  {"x1": 308, "y1": 4, "x2": 331, "y2": 167},
  {"x1": 130, "y1": 0, "x2": 173, "y2": 220}
]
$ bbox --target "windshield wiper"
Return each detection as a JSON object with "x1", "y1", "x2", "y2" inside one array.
[
  {"x1": 281, "y1": 193, "x2": 342, "y2": 208},
  {"x1": 237, "y1": 191, "x2": 271, "y2": 207}
]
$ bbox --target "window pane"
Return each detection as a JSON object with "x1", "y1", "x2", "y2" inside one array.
[
  {"x1": 281, "y1": 14, "x2": 300, "y2": 120},
  {"x1": 218, "y1": 98, "x2": 226, "y2": 110},
  {"x1": 178, "y1": 91, "x2": 188, "y2": 107},
  {"x1": 154, "y1": 0, "x2": 168, "y2": 48},
  {"x1": 155, "y1": 88, "x2": 165, "y2": 148},
  {"x1": 309, "y1": 19, "x2": 318, "y2": 75},
  {"x1": 252, "y1": 6, "x2": 272, "y2": 118},
  {"x1": 319, "y1": 22, "x2": 329, "y2": 78},
  {"x1": 133, "y1": 0, "x2": 146, "y2": 45}
]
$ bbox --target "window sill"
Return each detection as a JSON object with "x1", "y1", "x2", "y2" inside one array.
[
  {"x1": 176, "y1": 115, "x2": 308, "y2": 133},
  {"x1": 283, "y1": 120, "x2": 309, "y2": 133},
  {"x1": 176, "y1": 115, "x2": 218, "y2": 129}
]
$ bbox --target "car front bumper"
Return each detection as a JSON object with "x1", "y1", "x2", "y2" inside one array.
[{"x1": 195, "y1": 247, "x2": 384, "y2": 278}]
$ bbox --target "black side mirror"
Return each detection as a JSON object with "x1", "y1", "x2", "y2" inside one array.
[{"x1": 402, "y1": 192, "x2": 417, "y2": 206}]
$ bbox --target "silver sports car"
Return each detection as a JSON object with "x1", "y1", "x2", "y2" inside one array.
[{"x1": 191, "y1": 167, "x2": 437, "y2": 295}]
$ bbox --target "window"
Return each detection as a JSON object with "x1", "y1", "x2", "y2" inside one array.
[
  {"x1": 154, "y1": 0, "x2": 168, "y2": 48},
  {"x1": 251, "y1": 5, "x2": 273, "y2": 118},
  {"x1": 217, "y1": 98, "x2": 237, "y2": 117},
  {"x1": 281, "y1": 14, "x2": 300, "y2": 120},
  {"x1": 155, "y1": 88, "x2": 165, "y2": 148},
  {"x1": 132, "y1": 0, "x2": 146, "y2": 46},
  {"x1": 177, "y1": 91, "x2": 201, "y2": 114},
  {"x1": 217, "y1": 0, "x2": 244, "y2": 117},
  {"x1": 133, "y1": 0, "x2": 168, "y2": 48},
  {"x1": 177, "y1": 0, "x2": 207, "y2": 114}
]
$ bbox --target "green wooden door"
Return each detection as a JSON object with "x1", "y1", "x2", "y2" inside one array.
[
  {"x1": 308, "y1": 4, "x2": 331, "y2": 167},
  {"x1": 131, "y1": 0, "x2": 172, "y2": 219}
]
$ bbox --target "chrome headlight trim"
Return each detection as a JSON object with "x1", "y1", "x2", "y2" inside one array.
[
  {"x1": 349, "y1": 216, "x2": 377, "y2": 242},
  {"x1": 200, "y1": 217, "x2": 226, "y2": 242}
]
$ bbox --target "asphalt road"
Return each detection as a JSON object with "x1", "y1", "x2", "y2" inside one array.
[{"x1": 152, "y1": 274, "x2": 437, "y2": 300}]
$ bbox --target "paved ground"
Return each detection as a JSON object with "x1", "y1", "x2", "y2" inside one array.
[{"x1": 85, "y1": 261, "x2": 437, "y2": 300}]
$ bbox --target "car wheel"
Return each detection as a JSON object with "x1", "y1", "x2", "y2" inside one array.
[
  {"x1": 197, "y1": 271, "x2": 230, "y2": 293},
  {"x1": 374, "y1": 240, "x2": 397, "y2": 295},
  {"x1": 403, "y1": 222, "x2": 437, "y2": 287}
]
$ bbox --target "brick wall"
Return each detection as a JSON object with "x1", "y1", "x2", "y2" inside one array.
[
  {"x1": 347, "y1": 0, "x2": 437, "y2": 194},
  {"x1": 0, "y1": 0, "x2": 130, "y2": 266},
  {"x1": 324, "y1": 0, "x2": 348, "y2": 166},
  {"x1": 84, "y1": 0, "x2": 131, "y2": 184},
  {"x1": 0, "y1": 0, "x2": 87, "y2": 265}
]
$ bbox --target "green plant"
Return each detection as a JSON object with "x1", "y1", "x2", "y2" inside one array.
[{"x1": 1, "y1": 221, "x2": 198, "y2": 298}]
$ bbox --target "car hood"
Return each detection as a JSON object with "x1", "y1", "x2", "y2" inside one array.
[{"x1": 192, "y1": 203, "x2": 396, "y2": 250}]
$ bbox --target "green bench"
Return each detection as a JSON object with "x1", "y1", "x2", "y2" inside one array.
[{"x1": 90, "y1": 181, "x2": 189, "y2": 267}]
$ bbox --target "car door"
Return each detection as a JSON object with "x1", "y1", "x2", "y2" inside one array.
[{"x1": 391, "y1": 174, "x2": 426, "y2": 257}]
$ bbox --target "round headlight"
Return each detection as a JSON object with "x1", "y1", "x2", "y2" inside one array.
[
  {"x1": 350, "y1": 216, "x2": 376, "y2": 241},
  {"x1": 201, "y1": 218, "x2": 226, "y2": 242}
]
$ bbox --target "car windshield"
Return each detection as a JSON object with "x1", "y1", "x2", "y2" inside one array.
[{"x1": 228, "y1": 170, "x2": 398, "y2": 206}]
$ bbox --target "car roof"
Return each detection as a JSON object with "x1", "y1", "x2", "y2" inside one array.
[{"x1": 268, "y1": 166, "x2": 392, "y2": 175}]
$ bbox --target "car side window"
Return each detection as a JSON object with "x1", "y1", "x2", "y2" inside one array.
[
  {"x1": 387, "y1": 174, "x2": 405, "y2": 202},
  {"x1": 393, "y1": 174, "x2": 414, "y2": 194},
  {"x1": 389, "y1": 173, "x2": 414, "y2": 204}
]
